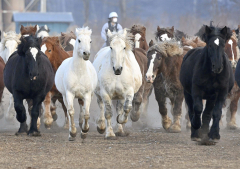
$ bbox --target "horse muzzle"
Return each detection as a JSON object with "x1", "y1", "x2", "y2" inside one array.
[
  {"x1": 113, "y1": 67, "x2": 123, "y2": 75},
  {"x1": 145, "y1": 75, "x2": 155, "y2": 83},
  {"x1": 83, "y1": 52, "x2": 90, "y2": 60},
  {"x1": 212, "y1": 64, "x2": 223, "y2": 74}
]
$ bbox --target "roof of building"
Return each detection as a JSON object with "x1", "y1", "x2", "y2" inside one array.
[{"x1": 12, "y1": 12, "x2": 74, "y2": 23}]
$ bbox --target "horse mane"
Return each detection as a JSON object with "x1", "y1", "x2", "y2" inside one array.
[
  {"x1": 195, "y1": 24, "x2": 232, "y2": 42},
  {"x1": 148, "y1": 40, "x2": 183, "y2": 57},
  {"x1": 130, "y1": 24, "x2": 146, "y2": 36},
  {"x1": 17, "y1": 35, "x2": 41, "y2": 56},
  {"x1": 108, "y1": 29, "x2": 134, "y2": 51},
  {"x1": 154, "y1": 27, "x2": 174, "y2": 41},
  {"x1": 75, "y1": 27, "x2": 92, "y2": 36},
  {"x1": 1, "y1": 31, "x2": 21, "y2": 46}
]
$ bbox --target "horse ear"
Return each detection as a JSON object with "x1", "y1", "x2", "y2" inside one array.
[
  {"x1": 194, "y1": 37, "x2": 198, "y2": 43},
  {"x1": 221, "y1": 26, "x2": 232, "y2": 41},
  {"x1": 36, "y1": 25, "x2": 40, "y2": 32},
  {"x1": 170, "y1": 26, "x2": 174, "y2": 32},
  {"x1": 157, "y1": 26, "x2": 160, "y2": 32},
  {"x1": 107, "y1": 29, "x2": 112, "y2": 37},
  {"x1": 205, "y1": 25, "x2": 212, "y2": 35},
  {"x1": 123, "y1": 28, "x2": 127, "y2": 37},
  {"x1": 181, "y1": 36, "x2": 186, "y2": 41},
  {"x1": 149, "y1": 40, "x2": 154, "y2": 47},
  {"x1": 44, "y1": 25, "x2": 48, "y2": 30},
  {"x1": 20, "y1": 25, "x2": 24, "y2": 31},
  {"x1": 33, "y1": 25, "x2": 37, "y2": 32},
  {"x1": 75, "y1": 28, "x2": 79, "y2": 36}
]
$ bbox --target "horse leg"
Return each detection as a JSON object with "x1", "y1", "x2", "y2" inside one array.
[
  {"x1": 184, "y1": 90, "x2": 200, "y2": 141},
  {"x1": 169, "y1": 93, "x2": 184, "y2": 133},
  {"x1": 115, "y1": 100, "x2": 129, "y2": 137},
  {"x1": 26, "y1": 99, "x2": 41, "y2": 130},
  {"x1": 208, "y1": 89, "x2": 227, "y2": 143},
  {"x1": 192, "y1": 86, "x2": 203, "y2": 130},
  {"x1": 0, "y1": 87, "x2": 4, "y2": 119},
  {"x1": 5, "y1": 94, "x2": 16, "y2": 121},
  {"x1": 227, "y1": 92, "x2": 240, "y2": 129},
  {"x1": 154, "y1": 86, "x2": 172, "y2": 130},
  {"x1": 96, "y1": 94, "x2": 106, "y2": 134},
  {"x1": 200, "y1": 99, "x2": 215, "y2": 144},
  {"x1": 117, "y1": 90, "x2": 134, "y2": 124},
  {"x1": 80, "y1": 93, "x2": 91, "y2": 139},
  {"x1": 102, "y1": 93, "x2": 115, "y2": 139},
  {"x1": 130, "y1": 86, "x2": 143, "y2": 122},
  {"x1": 78, "y1": 99, "x2": 84, "y2": 130},
  {"x1": 51, "y1": 97, "x2": 58, "y2": 121},
  {"x1": 28, "y1": 95, "x2": 44, "y2": 136},
  {"x1": 13, "y1": 93, "x2": 28, "y2": 135},
  {"x1": 184, "y1": 100, "x2": 191, "y2": 130},
  {"x1": 43, "y1": 92, "x2": 53, "y2": 129},
  {"x1": 64, "y1": 91, "x2": 76, "y2": 141},
  {"x1": 56, "y1": 97, "x2": 69, "y2": 129}
]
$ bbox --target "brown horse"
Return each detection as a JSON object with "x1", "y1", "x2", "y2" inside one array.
[
  {"x1": 145, "y1": 40, "x2": 184, "y2": 132},
  {"x1": 0, "y1": 57, "x2": 5, "y2": 118},
  {"x1": 128, "y1": 25, "x2": 153, "y2": 127},
  {"x1": 20, "y1": 25, "x2": 37, "y2": 36},
  {"x1": 130, "y1": 24, "x2": 149, "y2": 51},
  {"x1": 40, "y1": 36, "x2": 83, "y2": 129},
  {"x1": 41, "y1": 37, "x2": 71, "y2": 128},
  {"x1": 59, "y1": 31, "x2": 76, "y2": 51}
]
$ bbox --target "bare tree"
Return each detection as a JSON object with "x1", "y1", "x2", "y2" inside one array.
[
  {"x1": 120, "y1": 0, "x2": 126, "y2": 21},
  {"x1": 82, "y1": 0, "x2": 90, "y2": 25}
]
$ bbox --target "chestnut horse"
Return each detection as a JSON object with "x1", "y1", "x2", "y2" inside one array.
[
  {"x1": 40, "y1": 36, "x2": 83, "y2": 129},
  {"x1": 130, "y1": 24, "x2": 149, "y2": 51}
]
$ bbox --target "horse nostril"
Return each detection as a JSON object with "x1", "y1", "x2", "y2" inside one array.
[
  {"x1": 120, "y1": 67, "x2": 123, "y2": 71},
  {"x1": 83, "y1": 52, "x2": 87, "y2": 55}
]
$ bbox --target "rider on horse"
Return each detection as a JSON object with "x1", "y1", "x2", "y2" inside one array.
[{"x1": 101, "y1": 12, "x2": 123, "y2": 47}]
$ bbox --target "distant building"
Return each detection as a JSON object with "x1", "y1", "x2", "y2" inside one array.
[{"x1": 12, "y1": 12, "x2": 74, "y2": 34}]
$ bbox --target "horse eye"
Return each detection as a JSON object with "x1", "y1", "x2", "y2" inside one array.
[
  {"x1": 48, "y1": 50, "x2": 51, "y2": 52},
  {"x1": 124, "y1": 47, "x2": 126, "y2": 50},
  {"x1": 90, "y1": 41, "x2": 92, "y2": 43},
  {"x1": 110, "y1": 47, "x2": 112, "y2": 50},
  {"x1": 78, "y1": 39, "x2": 81, "y2": 43}
]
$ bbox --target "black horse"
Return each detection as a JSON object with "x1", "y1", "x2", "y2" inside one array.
[
  {"x1": 235, "y1": 60, "x2": 240, "y2": 88},
  {"x1": 180, "y1": 25, "x2": 234, "y2": 145},
  {"x1": 4, "y1": 35, "x2": 54, "y2": 136}
]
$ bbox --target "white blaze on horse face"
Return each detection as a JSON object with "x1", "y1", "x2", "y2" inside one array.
[
  {"x1": 161, "y1": 33, "x2": 171, "y2": 41},
  {"x1": 135, "y1": 33, "x2": 141, "y2": 48},
  {"x1": 146, "y1": 52, "x2": 157, "y2": 83},
  {"x1": 228, "y1": 39, "x2": 235, "y2": 62},
  {"x1": 41, "y1": 44, "x2": 47, "y2": 54},
  {"x1": 37, "y1": 31, "x2": 49, "y2": 38},
  {"x1": 30, "y1": 47, "x2": 38, "y2": 61},
  {"x1": 69, "y1": 39, "x2": 76, "y2": 48},
  {"x1": 214, "y1": 38, "x2": 219, "y2": 46},
  {"x1": 23, "y1": 34, "x2": 29, "y2": 37}
]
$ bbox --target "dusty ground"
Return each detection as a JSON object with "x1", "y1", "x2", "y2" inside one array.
[{"x1": 0, "y1": 91, "x2": 240, "y2": 169}]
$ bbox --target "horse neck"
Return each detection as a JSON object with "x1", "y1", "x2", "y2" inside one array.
[
  {"x1": 72, "y1": 48, "x2": 87, "y2": 71},
  {"x1": 52, "y1": 45, "x2": 70, "y2": 71}
]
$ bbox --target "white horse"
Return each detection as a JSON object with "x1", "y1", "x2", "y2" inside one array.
[
  {"x1": 0, "y1": 31, "x2": 21, "y2": 120},
  {"x1": 55, "y1": 27, "x2": 97, "y2": 141},
  {"x1": 93, "y1": 29, "x2": 142, "y2": 139}
]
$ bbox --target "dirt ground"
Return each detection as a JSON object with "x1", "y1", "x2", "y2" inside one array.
[{"x1": 0, "y1": 91, "x2": 240, "y2": 169}]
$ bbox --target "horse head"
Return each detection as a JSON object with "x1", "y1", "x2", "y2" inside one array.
[
  {"x1": 203, "y1": 25, "x2": 232, "y2": 74},
  {"x1": 41, "y1": 36, "x2": 60, "y2": 60},
  {"x1": 20, "y1": 25, "x2": 38, "y2": 37},
  {"x1": 17, "y1": 35, "x2": 41, "y2": 80},
  {"x1": 75, "y1": 27, "x2": 92, "y2": 60},
  {"x1": 225, "y1": 30, "x2": 238, "y2": 69},
  {"x1": 60, "y1": 31, "x2": 76, "y2": 51},
  {"x1": 130, "y1": 25, "x2": 148, "y2": 50},
  {"x1": 36, "y1": 25, "x2": 50, "y2": 39},
  {"x1": 155, "y1": 26, "x2": 174, "y2": 42},
  {"x1": 0, "y1": 31, "x2": 21, "y2": 63},
  {"x1": 108, "y1": 28, "x2": 133, "y2": 75}
]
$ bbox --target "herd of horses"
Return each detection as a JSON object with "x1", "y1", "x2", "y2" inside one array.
[{"x1": 0, "y1": 21, "x2": 240, "y2": 145}]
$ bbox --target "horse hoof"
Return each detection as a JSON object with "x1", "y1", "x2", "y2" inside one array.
[
  {"x1": 15, "y1": 132, "x2": 27, "y2": 136},
  {"x1": 97, "y1": 126, "x2": 105, "y2": 134},
  {"x1": 28, "y1": 131, "x2": 41, "y2": 137},
  {"x1": 52, "y1": 114, "x2": 58, "y2": 121},
  {"x1": 81, "y1": 132, "x2": 87, "y2": 139},
  {"x1": 168, "y1": 124, "x2": 181, "y2": 133},
  {"x1": 115, "y1": 131, "x2": 130, "y2": 137},
  {"x1": 198, "y1": 138, "x2": 217, "y2": 146},
  {"x1": 227, "y1": 123, "x2": 238, "y2": 130},
  {"x1": 70, "y1": 131, "x2": 77, "y2": 138},
  {"x1": 130, "y1": 114, "x2": 140, "y2": 122},
  {"x1": 82, "y1": 128, "x2": 89, "y2": 133},
  {"x1": 191, "y1": 137, "x2": 201, "y2": 142},
  {"x1": 104, "y1": 136, "x2": 117, "y2": 140},
  {"x1": 68, "y1": 136, "x2": 76, "y2": 141}
]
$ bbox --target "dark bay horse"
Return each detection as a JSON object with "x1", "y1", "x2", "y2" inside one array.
[
  {"x1": 180, "y1": 25, "x2": 234, "y2": 145},
  {"x1": 145, "y1": 40, "x2": 184, "y2": 132},
  {"x1": 155, "y1": 26, "x2": 188, "y2": 42},
  {"x1": 130, "y1": 24, "x2": 149, "y2": 51},
  {"x1": 20, "y1": 25, "x2": 38, "y2": 36},
  {"x1": 59, "y1": 31, "x2": 76, "y2": 51},
  {"x1": 4, "y1": 36, "x2": 54, "y2": 136}
]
